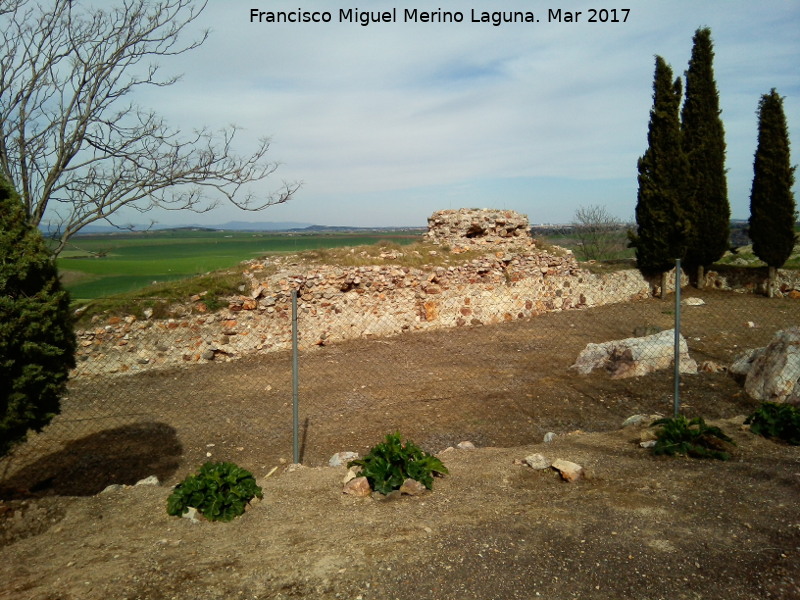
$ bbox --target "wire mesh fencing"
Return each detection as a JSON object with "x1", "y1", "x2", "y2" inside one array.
[{"x1": 1, "y1": 258, "x2": 798, "y2": 497}]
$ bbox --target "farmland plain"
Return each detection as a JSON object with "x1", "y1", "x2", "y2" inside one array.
[{"x1": 57, "y1": 229, "x2": 419, "y2": 300}]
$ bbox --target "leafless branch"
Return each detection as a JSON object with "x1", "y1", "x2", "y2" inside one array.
[
  {"x1": 0, "y1": 0, "x2": 298, "y2": 254},
  {"x1": 572, "y1": 204, "x2": 627, "y2": 262}
]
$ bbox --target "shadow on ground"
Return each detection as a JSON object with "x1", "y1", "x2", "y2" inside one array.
[{"x1": 0, "y1": 422, "x2": 182, "y2": 499}]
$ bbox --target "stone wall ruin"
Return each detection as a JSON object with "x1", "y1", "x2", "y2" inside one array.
[
  {"x1": 424, "y1": 208, "x2": 532, "y2": 249},
  {"x1": 70, "y1": 209, "x2": 800, "y2": 378}
]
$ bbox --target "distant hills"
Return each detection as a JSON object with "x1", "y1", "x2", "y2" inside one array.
[
  {"x1": 41, "y1": 219, "x2": 772, "y2": 239},
  {"x1": 61, "y1": 220, "x2": 315, "y2": 234},
  {"x1": 214, "y1": 220, "x2": 315, "y2": 231},
  {"x1": 216, "y1": 222, "x2": 424, "y2": 233},
  {"x1": 40, "y1": 221, "x2": 426, "y2": 236}
]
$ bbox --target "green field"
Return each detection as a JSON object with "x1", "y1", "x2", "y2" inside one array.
[
  {"x1": 58, "y1": 229, "x2": 419, "y2": 301},
  {"x1": 58, "y1": 224, "x2": 800, "y2": 303}
]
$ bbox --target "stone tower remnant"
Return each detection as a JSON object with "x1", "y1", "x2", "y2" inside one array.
[{"x1": 424, "y1": 208, "x2": 532, "y2": 250}]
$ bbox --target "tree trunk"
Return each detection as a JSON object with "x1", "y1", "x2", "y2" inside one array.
[
  {"x1": 767, "y1": 266, "x2": 776, "y2": 298},
  {"x1": 696, "y1": 265, "x2": 705, "y2": 289},
  {"x1": 659, "y1": 271, "x2": 669, "y2": 300}
]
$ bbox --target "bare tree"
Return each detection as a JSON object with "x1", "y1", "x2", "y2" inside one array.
[
  {"x1": 0, "y1": 1, "x2": 23, "y2": 16},
  {"x1": 572, "y1": 204, "x2": 625, "y2": 261},
  {"x1": 0, "y1": 0, "x2": 298, "y2": 255}
]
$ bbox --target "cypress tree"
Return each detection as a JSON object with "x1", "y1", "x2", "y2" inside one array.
[
  {"x1": 0, "y1": 175, "x2": 76, "y2": 456},
  {"x1": 749, "y1": 89, "x2": 797, "y2": 296},
  {"x1": 629, "y1": 56, "x2": 691, "y2": 295},
  {"x1": 681, "y1": 27, "x2": 730, "y2": 287}
]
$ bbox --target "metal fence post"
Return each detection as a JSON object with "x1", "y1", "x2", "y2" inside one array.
[
  {"x1": 291, "y1": 289, "x2": 300, "y2": 464},
  {"x1": 673, "y1": 259, "x2": 681, "y2": 418}
]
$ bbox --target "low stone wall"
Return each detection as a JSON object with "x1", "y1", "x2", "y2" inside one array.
[
  {"x1": 703, "y1": 266, "x2": 800, "y2": 296},
  {"x1": 251, "y1": 253, "x2": 652, "y2": 346},
  {"x1": 71, "y1": 247, "x2": 648, "y2": 377},
  {"x1": 71, "y1": 251, "x2": 800, "y2": 378}
]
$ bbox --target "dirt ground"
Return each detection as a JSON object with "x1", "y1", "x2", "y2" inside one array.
[{"x1": 1, "y1": 289, "x2": 799, "y2": 599}]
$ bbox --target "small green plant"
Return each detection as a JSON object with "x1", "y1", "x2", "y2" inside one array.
[
  {"x1": 348, "y1": 433, "x2": 449, "y2": 495},
  {"x1": 651, "y1": 415, "x2": 734, "y2": 460},
  {"x1": 167, "y1": 462, "x2": 263, "y2": 522},
  {"x1": 745, "y1": 402, "x2": 800, "y2": 445}
]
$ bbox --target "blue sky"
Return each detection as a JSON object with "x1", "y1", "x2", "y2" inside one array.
[{"x1": 126, "y1": 0, "x2": 799, "y2": 227}]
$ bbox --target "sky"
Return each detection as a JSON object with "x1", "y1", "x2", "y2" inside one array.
[{"x1": 119, "y1": 0, "x2": 799, "y2": 228}]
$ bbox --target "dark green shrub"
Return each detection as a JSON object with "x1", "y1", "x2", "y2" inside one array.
[
  {"x1": 167, "y1": 462, "x2": 263, "y2": 522},
  {"x1": 0, "y1": 177, "x2": 76, "y2": 456},
  {"x1": 745, "y1": 402, "x2": 800, "y2": 445},
  {"x1": 348, "y1": 432, "x2": 449, "y2": 495},
  {"x1": 651, "y1": 415, "x2": 734, "y2": 460}
]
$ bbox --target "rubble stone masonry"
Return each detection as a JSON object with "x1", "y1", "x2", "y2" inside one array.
[
  {"x1": 424, "y1": 208, "x2": 531, "y2": 248},
  {"x1": 71, "y1": 209, "x2": 800, "y2": 377}
]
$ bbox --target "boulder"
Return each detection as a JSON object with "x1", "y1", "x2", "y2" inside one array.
[
  {"x1": 682, "y1": 297, "x2": 705, "y2": 306},
  {"x1": 134, "y1": 475, "x2": 160, "y2": 487},
  {"x1": 328, "y1": 451, "x2": 359, "y2": 467},
  {"x1": 729, "y1": 348, "x2": 761, "y2": 379},
  {"x1": 343, "y1": 476, "x2": 372, "y2": 497},
  {"x1": 342, "y1": 466, "x2": 360, "y2": 484},
  {"x1": 571, "y1": 329, "x2": 697, "y2": 379},
  {"x1": 523, "y1": 453, "x2": 551, "y2": 469},
  {"x1": 699, "y1": 360, "x2": 726, "y2": 374},
  {"x1": 551, "y1": 459, "x2": 583, "y2": 483},
  {"x1": 732, "y1": 327, "x2": 800, "y2": 403},
  {"x1": 621, "y1": 414, "x2": 648, "y2": 428},
  {"x1": 399, "y1": 478, "x2": 428, "y2": 496}
]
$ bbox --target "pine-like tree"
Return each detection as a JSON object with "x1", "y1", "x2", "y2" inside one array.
[
  {"x1": 749, "y1": 89, "x2": 798, "y2": 297},
  {"x1": 681, "y1": 27, "x2": 730, "y2": 287},
  {"x1": 0, "y1": 175, "x2": 76, "y2": 456},
  {"x1": 629, "y1": 56, "x2": 691, "y2": 295}
]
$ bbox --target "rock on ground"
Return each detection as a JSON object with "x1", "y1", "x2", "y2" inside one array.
[
  {"x1": 342, "y1": 476, "x2": 371, "y2": 497},
  {"x1": 551, "y1": 459, "x2": 584, "y2": 483},
  {"x1": 328, "y1": 451, "x2": 359, "y2": 467},
  {"x1": 571, "y1": 329, "x2": 698, "y2": 379},
  {"x1": 732, "y1": 327, "x2": 800, "y2": 403}
]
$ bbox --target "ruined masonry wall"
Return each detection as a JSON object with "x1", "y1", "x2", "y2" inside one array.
[
  {"x1": 71, "y1": 204, "x2": 800, "y2": 378},
  {"x1": 71, "y1": 257, "x2": 800, "y2": 378},
  {"x1": 424, "y1": 208, "x2": 531, "y2": 249},
  {"x1": 71, "y1": 249, "x2": 655, "y2": 378}
]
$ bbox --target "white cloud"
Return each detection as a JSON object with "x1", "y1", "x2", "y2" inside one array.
[{"x1": 121, "y1": 0, "x2": 799, "y2": 226}]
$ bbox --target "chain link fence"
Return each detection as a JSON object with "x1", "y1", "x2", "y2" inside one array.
[{"x1": 1, "y1": 258, "x2": 798, "y2": 497}]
